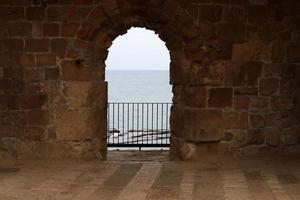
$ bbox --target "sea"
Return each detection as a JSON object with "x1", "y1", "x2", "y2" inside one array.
[
  {"x1": 105, "y1": 70, "x2": 172, "y2": 148},
  {"x1": 106, "y1": 70, "x2": 172, "y2": 103}
]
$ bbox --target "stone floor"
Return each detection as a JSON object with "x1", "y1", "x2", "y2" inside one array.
[{"x1": 1, "y1": 151, "x2": 300, "y2": 200}]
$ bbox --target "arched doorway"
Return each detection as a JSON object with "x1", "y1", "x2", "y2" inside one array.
[
  {"x1": 68, "y1": 1, "x2": 197, "y2": 160},
  {"x1": 104, "y1": 27, "x2": 172, "y2": 160}
]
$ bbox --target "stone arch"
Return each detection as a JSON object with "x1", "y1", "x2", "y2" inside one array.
[{"x1": 61, "y1": 0, "x2": 200, "y2": 159}]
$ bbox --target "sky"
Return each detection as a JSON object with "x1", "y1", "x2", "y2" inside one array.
[{"x1": 105, "y1": 27, "x2": 171, "y2": 70}]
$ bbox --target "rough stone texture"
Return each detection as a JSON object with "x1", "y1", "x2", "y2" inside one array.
[{"x1": 0, "y1": 0, "x2": 299, "y2": 160}]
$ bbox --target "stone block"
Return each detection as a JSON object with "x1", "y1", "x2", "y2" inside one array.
[
  {"x1": 208, "y1": 88, "x2": 233, "y2": 108},
  {"x1": 23, "y1": 127, "x2": 44, "y2": 141},
  {"x1": 64, "y1": 81, "x2": 91, "y2": 108},
  {"x1": 183, "y1": 86, "x2": 206, "y2": 108},
  {"x1": 25, "y1": 39, "x2": 49, "y2": 53},
  {"x1": 180, "y1": 142, "x2": 197, "y2": 161},
  {"x1": 3, "y1": 38, "x2": 24, "y2": 52},
  {"x1": 45, "y1": 67, "x2": 60, "y2": 80},
  {"x1": 247, "y1": 129, "x2": 265, "y2": 145},
  {"x1": 234, "y1": 87, "x2": 258, "y2": 96},
  {"x1": 224, "y1": 61, "x2": 262, "y2": 86},
  {"x1": 248, "y1": 5, "x2": 274, "y2": 23},
  {"x1": 19, "y1": 94, "x2": 47, "y2": 109},
  {"x1": 62, "y1": 23, "x2": 79, "y2": 37},
  {"x1": 36, "y1": 54, "x2": 56, "y2": 66},
  {"x1": 199, "y1": 5, "x2": 222, "y2": 22},
  {"x1": 271, "y1": 97, "x2": 294, "y2": 111},
  {"x1": 259, "y1": 78, "x2": 279, "y2": 96},
  {"x1": 250, "y1": 114, "x2": 265, "y2": 128},
  {"x1": 87, "y1": 6, "x2": 107, "y2": 25},
  {"x1": 26, "y1": 6, "x2": 45, "y2": 20},
  {"x1": 43, "y1": 22, "x2": 60, "y2": 37},
  {"x1": 189, "y1": 61, "x2": 224, "y2": 86},
  {"x1": 217, "y1": 22, "x2": 245, "y2": 44},
  {"x1": 51, "y1": 38, "x2": 67, "y2": 58},
  {"x1": 61, "y1": 60, "x2": 100, "y2": 81},
  {"x1": 18, "y1": 54, "x2": 35, "y2": 67},
  {"x1": 27, "y1": 110, "x2": 49, "y2": 126},
  {"x1": 250, "y1": 97, "x2": 270, "y2": 113},
  {"x1": 282, "y1": 126, "x2": 300, "y2": 145},
  {"x1": 223, "y1": 112, "x2": 248, "y2": 129},
  {"x1": 47, "y1": 7, "x2": 64, "y2": 21},
  {"x1": 56, "y1": 110, "x2": 96, "y2": 141},
  {"x1": 184, "y1": 128, "x2": 223, "y2": 142},
  {"x1": 234, "y1": 96, "x2": 249, "y2": 110},
  {"x1": 170, "y1": 105, "x2": 184, "y2": 138},
  {"x1": 77, "y1": 23, "x2": 98, "y2": 41},
  {"x1": 170, "y1": 61, "x2": 188, "y2": 85},
  {"x1": 287, "y1": 42, "x2": 300, "y2": 62},
  {"x1": 223, "y1": 6, "x2": 246, "y2": 22},
  {"x1": 265, "y1": 128, "x2": 281, "y2": 146},
  {"x1": 280, "y1": 79, "x2": 297, "y2": 96},
  {"x1": 232, "y1": 42, "x2": 271, "y2": 62},
  {"x1": 264, "y1": 64, "x2": 282, "y2": 77},
  {"x1": 1, "y1": 111, "x2": 26, "y2": 127},
  {"x1": 265, "y1": 112, "x2": 289, "y2": 128},
  {"x1": 0, "y1": 7, "x2": 24, "y2": 20},
  {"x1": 185, "y1": 108, "x2": 223, "y2": 128}
]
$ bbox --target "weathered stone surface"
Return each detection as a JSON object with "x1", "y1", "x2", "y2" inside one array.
[
  {"x1": 225, "y1": 61, "x2": 262, "y2": 86},
  {"x1": 180, "y1": 142, "x2": 197, "y2": 161},
  {"x1": 23, "y1": 127, "x2": 44, "y2": 141},
  {"x1": 280, "y1": 79, "x2": 297, "y2": 96},
  {"x1": 265, "y1": 128, "x2": 281, "y2": 146},
  {"x1": 55, "y1": 110, "x2": 96, "y2": 141},
  {"x1": 282, "y1": 127, "x2": 300, "y2": 145},
  {"x1": 27, "y1": 110, "x2": 49, "y2": 126},
  {"x1": 185, "y1": 109, "x2": 223, "y2": 128},
  {"x1": 287, "y1": 42, "x2": 300, "y2": 62},
  {"x1": 184, "y1": 128, "x2": 223, "y2": 142},
  {"x1": 271, "y1": 97, "x2": 294, "y2": 111},
  {"x1": 250, "y1": 97, "x2": 270, "y2": 113},
  {"x1": 247, "y1": 129, "x2": 265, "y2": 145},
  {"x1": 250, "y1": 114, "x2": 265, "y2": 129},
  {"x1": 189, "y1": 61, "x2": 224, "y2": 86},
  {"x1": 170, "y1": 105, "x2": 185, "y2": 138},
  {"x1": 61, "y1": 60, "x2": 101, "y2": 81},
  {"x1": 234, "y1": 96, "x2": 249, "y2": 110},
  {"x1": 208, "y1": 88, "x2": 233, "y2": 108},
  {"x1": 234, "y1": 87, "x2": 258, "y2": 96},
  {"x1": 64, "y1": 81, "x2": 91, "y2": 108},
  {"x1": 259, "y1": 78, "x2": 279, "y2": 96},
  {"x1": 183, "y1": 86, "x2": 206, "y2": 108},
  {"x1": 223, "y1": 112, "x2": 248, "y2": 129},
  {"x1": 232, "y1": 42, "x2": 271, "y2": 62}
]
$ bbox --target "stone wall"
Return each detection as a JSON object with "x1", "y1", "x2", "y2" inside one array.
[{"x1": 0, "y1": 0, "x2": 299, "y2": 160}]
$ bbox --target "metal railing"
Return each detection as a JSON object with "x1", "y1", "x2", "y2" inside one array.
[{"x1": 107, "y1": 103, "x2": 172, "y2": 148}]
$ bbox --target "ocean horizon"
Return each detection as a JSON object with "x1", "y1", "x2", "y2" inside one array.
[{"x1": 106, "y1": 70, "x2": 172, "y2": 103}]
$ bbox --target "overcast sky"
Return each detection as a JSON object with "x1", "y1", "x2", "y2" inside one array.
[{"x1": 105, "y1": 27, "x2": 171, "y2": 70}]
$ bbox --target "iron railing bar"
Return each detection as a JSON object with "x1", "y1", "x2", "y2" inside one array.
[
  {"x1": 137, "y1": 103, "x2": 139, "y2": 145},
  {"x1": 146, "y1": 103, "x2": 149, "y2": 145},
  {"x1": 127, "y1": 103, "x2": 129, "y2": 145},
  {"x1": 107, "y1": 102, "x2": 172, "y2": 147},
  {"x1": 142, "y1": 104, "x2": 144, "y2": 145},
  {"x1": 161, "y1": 103, "x2": 163, "y2": 145},
  {"x1": 152, "y1": 103, "x2": 154, "y2": 145},
  {"x1": 156, "y1": 103, "x2": 158, "y2": 145},
  {"x1": 132, "y1": 103, "x2": 134, "y2": 145}
]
